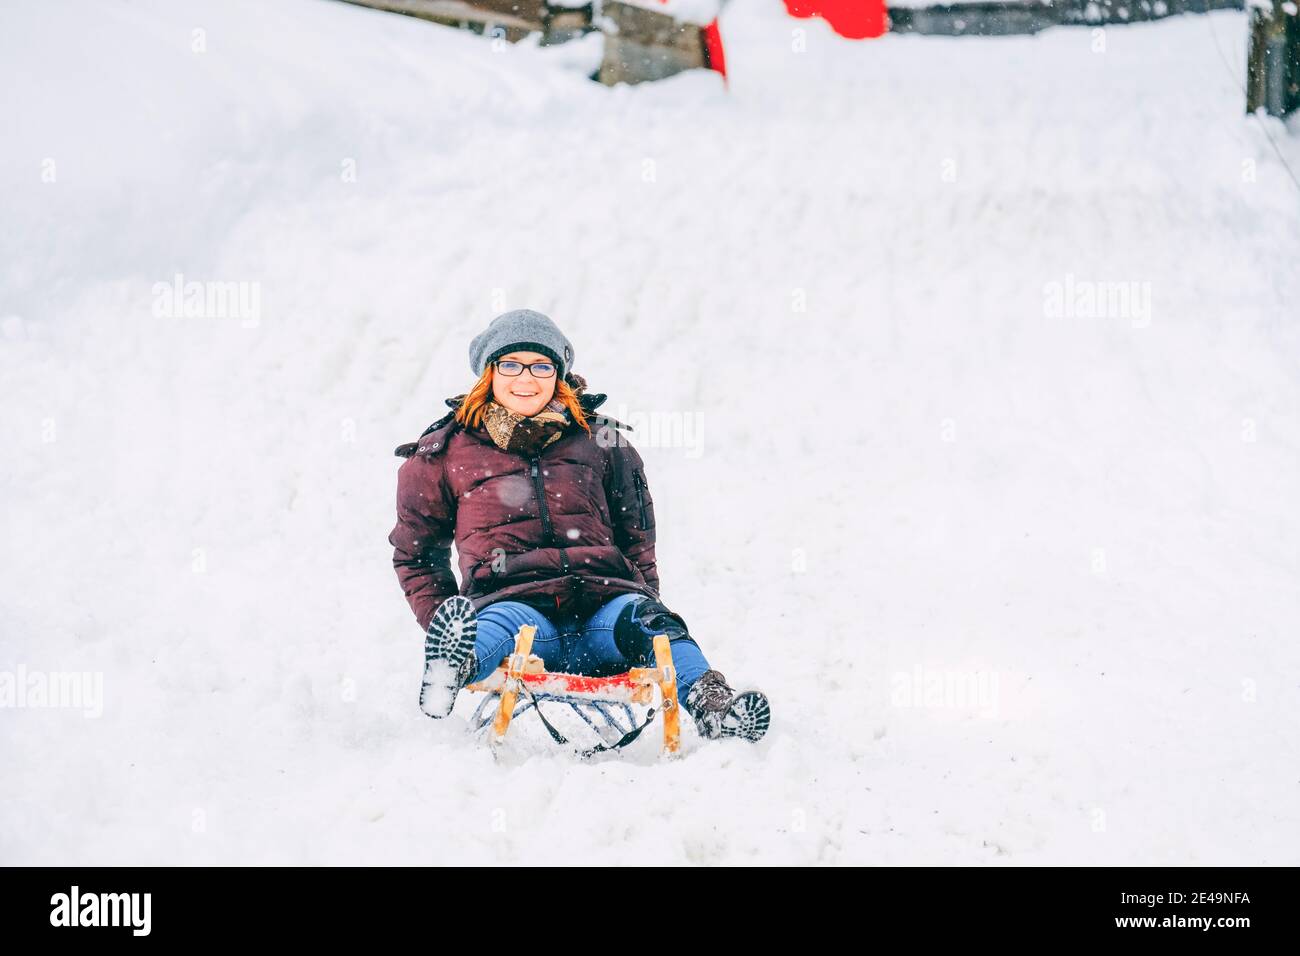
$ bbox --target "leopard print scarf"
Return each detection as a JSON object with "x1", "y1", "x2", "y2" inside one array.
[{"x1": 481, "y1": 398, "x2": 571, "y2": 456}]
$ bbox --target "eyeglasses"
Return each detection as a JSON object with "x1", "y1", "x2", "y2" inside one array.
[{"x1": 494, "y1": 360, "x2": 556, "y2": 378}]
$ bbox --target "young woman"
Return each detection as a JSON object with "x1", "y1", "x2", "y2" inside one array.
[{"x1": 389, "y1": 309, "x2": 770, "y2": 742}]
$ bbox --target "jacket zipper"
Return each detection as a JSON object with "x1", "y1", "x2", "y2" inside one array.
[
  {"x1": 633, "y1": 469, "x2": 649, "y2": 530},
  {"x1": 531, "y1": 457, "x2": 569, "y2": 573}
]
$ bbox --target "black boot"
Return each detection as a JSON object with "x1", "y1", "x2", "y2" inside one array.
[
  {"x1": 683, "y1": 670, "x2": 771, "y2": 743},
  {"x1": 420, "y1": 596, "x2": 479, "y2": 719}
]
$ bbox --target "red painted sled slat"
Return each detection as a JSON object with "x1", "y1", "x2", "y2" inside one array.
[{"x1": 466, "y1": 628, "x2": 680, "y2": 754}]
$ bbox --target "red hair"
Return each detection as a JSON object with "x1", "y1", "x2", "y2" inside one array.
[{"x1": 454, "y1": 366, "x2": 590, "y2": 434}]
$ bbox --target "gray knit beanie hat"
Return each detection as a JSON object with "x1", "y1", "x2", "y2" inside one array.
[{"x1": 469, "y1": 309, "x2": 574, "y2": 380}]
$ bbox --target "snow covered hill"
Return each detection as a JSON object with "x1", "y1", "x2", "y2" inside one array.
[{"x1": 1, "y1": 0, "x2": 1297, "y2": 864}]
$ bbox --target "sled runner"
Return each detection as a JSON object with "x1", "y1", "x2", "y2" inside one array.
[{"x1": 465, "y1": 624, "x2": 681, "y2": 757}]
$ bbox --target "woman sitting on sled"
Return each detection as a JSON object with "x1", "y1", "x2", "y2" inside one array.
[{"x1": 388, "y1": 309, "x2": 770, "y2": 742}]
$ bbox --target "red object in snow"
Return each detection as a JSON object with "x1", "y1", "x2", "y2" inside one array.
[
  {"x1": 702, "y1": 19, "x2": 727, "y2": 79},
  {"x1": 651, "y1": 1, "x2": 727, "y2": 80},
  {"x1": 783, "y1": 0, "x2": 888, "y2": 39}
]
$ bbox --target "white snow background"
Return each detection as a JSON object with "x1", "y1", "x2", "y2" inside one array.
[{"x1": 1, "y1": 0, "x2": 1298, "y2": 865}]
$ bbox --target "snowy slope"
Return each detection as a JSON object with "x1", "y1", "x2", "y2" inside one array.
[{"x1": 1, "y1": 0, "x2": 1298, "y2": 865}]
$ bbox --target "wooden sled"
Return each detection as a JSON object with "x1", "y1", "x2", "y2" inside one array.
[{"x1": 465, "y1": 624, "x2": 680, "y2": 756}]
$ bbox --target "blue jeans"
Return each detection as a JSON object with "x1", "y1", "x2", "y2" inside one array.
[{"x1": 470, "y1": 593, "x2": 711, "y2": 698}]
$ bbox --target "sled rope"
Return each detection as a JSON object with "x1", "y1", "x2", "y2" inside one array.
[{"x1": 517, "y1": 681, "x2": 658, "y2": 757}]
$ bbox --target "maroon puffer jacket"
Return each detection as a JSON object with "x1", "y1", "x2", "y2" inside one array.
[{"x1": 389, "y1": 392, "x2": 660, "y2": 631}]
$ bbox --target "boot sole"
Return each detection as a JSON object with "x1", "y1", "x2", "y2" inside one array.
[
  {"x1": 420, "y1": 596, "x2": 478, "y2": 719},
  {"x1": 718, "y1": 690, "x2": 771, "y2": 742}
]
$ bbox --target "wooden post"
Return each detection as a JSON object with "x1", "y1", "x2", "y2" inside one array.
[
  {"x1": 597, "y1": 2, "x2": 710, "y2": 86},
  {"x1": 490, "y1": 624, "x2": 536, "y2": 744},
  {"x1": 1247, "y1": 0, "x2": 1300, "y2": 118},
  {"x1": 653, "y1": 634, "x2": 680, "y2": 755}
]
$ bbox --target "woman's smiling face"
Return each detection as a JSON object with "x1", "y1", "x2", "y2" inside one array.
[{"x1": 490, "y1": 350, "x2": 557, "y2": 417}]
